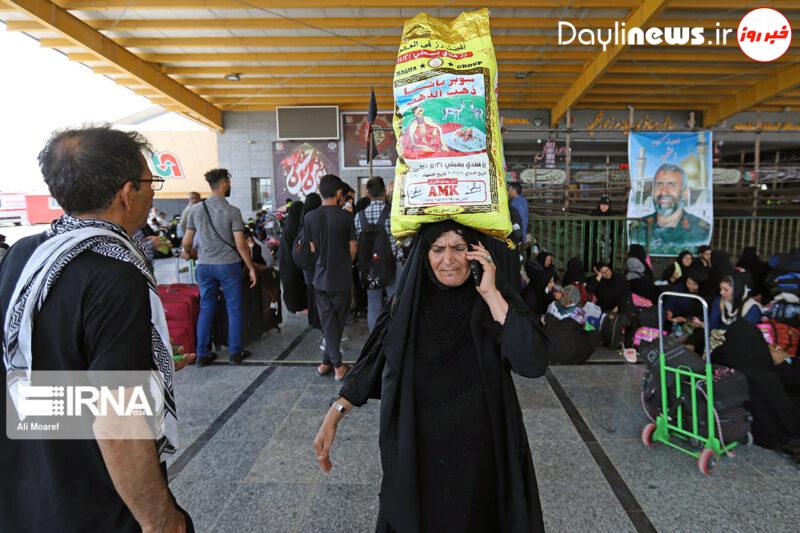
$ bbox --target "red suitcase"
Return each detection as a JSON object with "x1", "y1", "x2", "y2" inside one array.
[
  {"x1": 162, "y1": 299, "x2": 192, "y2": 323},
  {"x1": 160, "y1": 292, "x2": 199, "y2": 323},
  {"x1": 167, "y1": 319, "x2": 195, "y2": 354}
]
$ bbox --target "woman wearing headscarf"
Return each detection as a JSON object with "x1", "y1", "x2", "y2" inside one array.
[
  {"x1": 736, "y1": 246, "x2": 771, "y2": 298},
  {"x1": 703, "y1": 249, "x2": 735, "y2": 303},
  {"x1": 521, "y1": 269, "x2": 557, "y2": 316},
  {"x1": 526, "y1": 251, "x2": 558, "y2": 285},
  {"x1": 313, "y1": 220, "x2": 550, "y2": 533},
  {"x1": 562, "y1": 256, "x2": 587, "y2": 287},
  {"x1": 686, "y1": 272, "x2": 762, "y2": 354},
  {"x1": 707, "y1": 272, "x2": 763, "y2": 330},
  {"x1": 664, "y1": 267, "x2": 706, "y2": 326},
  {"x1": 299, "y1": 193, "x2": 322, "y2": 329},
  {"x1": 278, "y1": 199, "x2": 308, "y2": 313},
  {"x1": 662, "y1": 250, "x2": 693, "y2": 285},
  {"x1": 587, "y1": 261, "x2": 630, "y2": 313},
  {"x1": 543, "y1": 285, "x2": 600, "y2": 364},
  {"x1": 711, "y1": 320, "x2": 800, "y2": 462},
  {"x1": 625, "y1": 253, "x2": 658, "y2": 304}
]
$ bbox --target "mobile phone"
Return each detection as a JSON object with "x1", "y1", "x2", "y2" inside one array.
[{"x1": 470, "y1": 260, "x2": 483, "y2": 285}]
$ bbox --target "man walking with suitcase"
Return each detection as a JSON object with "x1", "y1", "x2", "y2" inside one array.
[
  {"x1": 304, "y1": 174, "x2": 357, "y2": 381},
  {"x1": 182, "y1": 168, "x2": 257, "y2": 366}
]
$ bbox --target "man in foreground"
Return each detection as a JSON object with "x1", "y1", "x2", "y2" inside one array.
[{"x1": 0, "y1": 125, "x2": 193, "y2": 532}]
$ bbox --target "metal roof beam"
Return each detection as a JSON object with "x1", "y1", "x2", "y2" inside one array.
[
  {"x1": 3, "y1": 1, "x2": 640, "y2": 9},
  {"x1": 704, "y1": 63, "x2": 800, "y2": 126},
  {"x1": 550, "y1": 0, "x2": 669, "y2": 126},
  {"x1": 3, "y1": 0, "x2": 222, "y2": 131},
  {"x1": 14, "y1": 16, "x2": 793, "y2": 32},
  {"x1": 40, "y1": 35, "x2": 554, "y2": 47}
]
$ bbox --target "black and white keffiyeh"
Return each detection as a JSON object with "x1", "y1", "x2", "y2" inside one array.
[{"x1": 3, "y1": 214, "x2": 178, "y2": 457}]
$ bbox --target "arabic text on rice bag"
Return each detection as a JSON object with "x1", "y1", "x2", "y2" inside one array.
[{"x1": 390, "y1": 8, "x2": 512, "y2": 242}]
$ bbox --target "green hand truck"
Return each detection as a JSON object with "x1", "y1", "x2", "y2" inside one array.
[{"x1": 641, "y1": 291, "x2": 739, "y2": 475}]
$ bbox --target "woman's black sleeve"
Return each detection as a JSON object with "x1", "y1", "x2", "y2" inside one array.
[
  {"x1": 338, "y1": 300, "x2": 392, "y2": 406},
  {"x1": 501, "y1": 310, "x2": 550, "y2": 377},
  {"x1": 483, "y1": 307, "x2": 550, "y2": 378}
]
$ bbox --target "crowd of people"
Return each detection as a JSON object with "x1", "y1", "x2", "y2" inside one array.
[
  {"x1": 1, "y1": 124, "x2": 797, "y2": 533},
  {"x1": 524, "y1": 238, "x2": 800, "y2": 463}
]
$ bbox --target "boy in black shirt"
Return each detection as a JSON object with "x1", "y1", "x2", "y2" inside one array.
[{"x1": 304, "y1": 175, "x2": 357, "y2": 381}]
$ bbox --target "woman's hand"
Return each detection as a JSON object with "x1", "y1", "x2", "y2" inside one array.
[
  {"x1": 692, "y1": 317, "x2": 704, "y2": 328},
  {"x1": 592, "y1": 266, "x2": 602, "y2": 282},
  {"x1": 467, "y1": 243, "x2": 509, "y2": 324},
  {"x1": 314, "y1": 399, "x2": 351, "y2": 472}
]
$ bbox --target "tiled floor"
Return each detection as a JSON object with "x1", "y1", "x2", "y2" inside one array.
[{"x1": 156, "y1": 260, "x2": 800, "y2": 533}]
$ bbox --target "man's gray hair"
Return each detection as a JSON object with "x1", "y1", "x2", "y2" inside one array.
[{"x1": 653, "y1": 163, "x2": 688, "y2": 190}]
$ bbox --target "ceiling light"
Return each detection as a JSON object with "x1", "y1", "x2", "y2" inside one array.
[
  {"x1": 224, "y1": 73, "x2": 241, "y2": 81},
  {"x1": 514, "y1": 71, "x2": 529, "y2": 79}
]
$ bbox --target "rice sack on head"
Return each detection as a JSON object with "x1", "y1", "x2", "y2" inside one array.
[{"x1": 391, "y1": 8, "x2": 511, "y2": 242}]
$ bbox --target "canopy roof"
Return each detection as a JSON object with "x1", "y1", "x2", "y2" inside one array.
[{"x1": 2, "y1": 0, "x2": 798, "y2": 131}]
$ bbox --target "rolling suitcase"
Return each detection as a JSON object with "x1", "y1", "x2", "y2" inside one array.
[
  {"x1": 167, "y1": 320, "x2": 195, "y2": 355},
  {"x1": 212, "y1": 275, "x2": 265, "y2": 351}
]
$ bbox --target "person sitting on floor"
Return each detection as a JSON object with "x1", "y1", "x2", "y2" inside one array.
[
  {"x1": 664, "y1": 267, "x2": 706, "y2": 332},
  {"x1": 625, "y1": 255, "x2": 659, "y2": 304},
  {"x1": 662, "y1": 250, "x2": 693, "y2": 285},
  {"x1": 521, "y1": 270, "x2": 558, "y2": 316},
  {"x1": 686, "y1": 272, "x2": 763, "y2": 355},
  {"x1": 736, "y1": 246, "x2": 771, "y2": 299},
  {"x1": 587, "y1": 261, "x2": 630, "y2": 313},
  {"x1": 712, "y1": 319, "x2": 800, "y2": 463},
  {"x1": 542, "y1": 285, "x2": 600, "y2": 364}
]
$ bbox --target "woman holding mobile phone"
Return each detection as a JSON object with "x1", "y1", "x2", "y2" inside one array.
[{"x1": 313, "y1": 220, "x2": 550, "y2": 532}]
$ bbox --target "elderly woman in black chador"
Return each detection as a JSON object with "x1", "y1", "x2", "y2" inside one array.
[{"x1": 314, "y1": 220, "x2": 550, "y2": 533}]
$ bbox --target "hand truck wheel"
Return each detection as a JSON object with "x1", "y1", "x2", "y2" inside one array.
[
  {"x1": 697, "y1": 448, "x2": 717, "y2": 475},
  {"x1": 641, "y1": 423, "x2": 657, "y2": 447}
]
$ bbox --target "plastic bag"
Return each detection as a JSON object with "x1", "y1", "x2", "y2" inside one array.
[{"x1": 390, "y1": 9, "x2": 511, "y2": 241}]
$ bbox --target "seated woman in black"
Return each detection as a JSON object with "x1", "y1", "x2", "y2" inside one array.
[
  {"x1": 587, "y1": 261, "x2": 630, "y2": 313},
  {"x1": 664, "y1": 268, "x2": 706, "y2": 328},
  {"x1": 662, "y1": 250, "x2": 693, "y2": 285},
  {"x1": 314, "y1": 220, "x2": 550, "y2": 533},
  {"x1": 736, "y1": 246, "x2": 771, "y2": 299},
  {"x1": 625, "y1": 256, "x2": 659, "y2": 304},
  {"x1": 526, "y1": 251, "x2": 558, "y2": 285},
  {"x1": 543, "y1": 285, "x2": 600, "y2": 364},
  {"x1": 521, "y1": 269, "x2": 558, "y2": 317},
  {"x1": 712, "y1": 319, "x2": 800, "y2": 463},
  {"x1": 562, "y1": 256, "x2": 587, "y2": 286}
]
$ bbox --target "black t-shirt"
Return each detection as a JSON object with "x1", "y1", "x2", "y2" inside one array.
[
  {"x1": 304, "y1": 206, "x2": 356, "y2": 292},
  {"x1": 0, "y1": 234, "x2": 154, "y2": 533}
]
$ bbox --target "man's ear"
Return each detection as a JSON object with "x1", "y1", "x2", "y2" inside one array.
[{"x1": 118, "y1": 181, "x2": 137, "y2": 210}]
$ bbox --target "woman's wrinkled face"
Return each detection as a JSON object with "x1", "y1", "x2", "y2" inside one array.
[
  {"x1": 428, "y1": 231, "x2": 470, "y2": 287},
  {"x1": 720, "y1": 281, "x2": 733, "y2": 302},
  {"x1": 681, "y1": 254, "x2": 693, "y2": 268},
  {"x1": 686, "y1": 277, "x2": 699, "y2": 293}
]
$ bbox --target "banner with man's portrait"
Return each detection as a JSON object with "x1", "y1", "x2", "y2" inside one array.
[{"x1": 627, "y1": 132, "x2": 713, "y2": 257}]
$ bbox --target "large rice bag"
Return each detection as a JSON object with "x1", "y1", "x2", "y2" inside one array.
[{"x1": 391, "y1": 8, "x2": 511, "y2": 242}]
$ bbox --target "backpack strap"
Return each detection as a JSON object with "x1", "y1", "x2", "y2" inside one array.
[
  {"x1": 202, "y1": 200, "x2": 238, "y2": 253},
  {"x1": 358, "y1": 209, "x2": 369, "y2": 230},
  {"x1": 376, "y1": 204, "x2": 391, "y2": 229}
]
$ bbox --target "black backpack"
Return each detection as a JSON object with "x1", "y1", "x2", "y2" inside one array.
[
  {"x1": 356, "y1": 206, "x2": 396, "y2": 290},
  {"x1": 291, "y1": 226, "x2": 315, "y2": 270}
]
